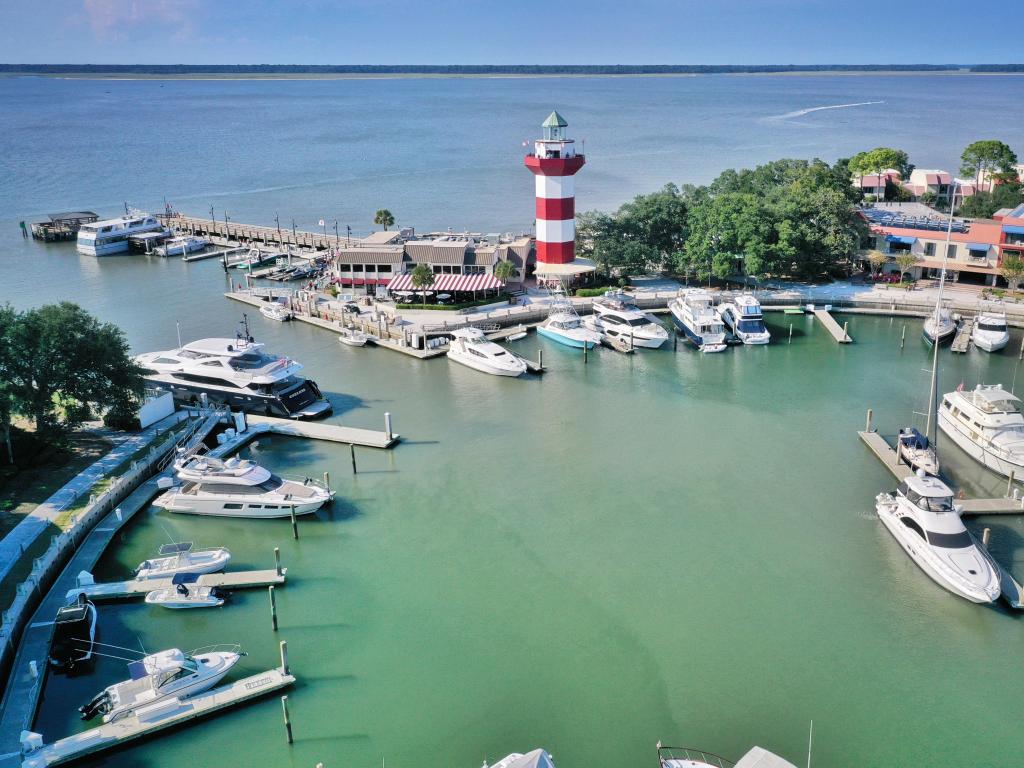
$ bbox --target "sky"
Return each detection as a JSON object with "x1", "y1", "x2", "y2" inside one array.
[{"x1": 1, "y1": 0, "x2": 1020, "y2": 66}]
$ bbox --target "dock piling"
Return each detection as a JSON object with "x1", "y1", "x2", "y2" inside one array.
[
  {"x1": 1019, "y1": 334, "x2": 1023, "y2": 361},
  {"x1": 269, "y1": 585, "x2": 278, "y2": 631},
  {"x1": 982, "y1": 527, "x2": 991, "y2": 548},
  {"x1": 583, "y1": 341, "x2": 588, "y2": 364},
  {"x1": 866, "y1": 408, "x2": 873, "y2": 433},
  {"x1": 901, "y1": 324, "x2": 906, "y2": 349},
  {"x1": 281, "y1": 695, "x2": 293, "y2": 744},
  {"x1": 789, "y1": 324, "x2": 793, "y2": 344},
  {"x1": 1008, "y1": 471, "x2": 1016, "y2": 497},
  {"x1": 673, "y1": 333, "x2": 678, "y2": 352},
  {"x1": 279, "y1": 640, "x2": 290, "y2": 675},
  {"x1": 538, "y1": 349, "x2": 543, "y2": 371},
  {"x1": 290, "y1": 505, "x2": 298, "y2": 540},
  {"x1": 350, "y1": 443, "x2": 358, "y2": 474},
  {"x1": 323, "y1": 471, "x2": 330, "y2": 493},
  {"x1": 842, "y1": 321, "x2": 849, "y2": 342},
  {"x1": 274, "y1": 547, "x2": 282, "y2": 576},
  {"x1": 384, "y1": 412, "x2": 393, "y2": 441}
]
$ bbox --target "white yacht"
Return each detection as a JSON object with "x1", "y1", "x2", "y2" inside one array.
[
  {"x1": 134, "y1": 542, "x2": 232, "y2": 581},
  {"x1": 259, "y1": 301, "x2": 293, "y2": 322},
  {"x1": 485, "y1": 749, "x2": 556, "y2": 768},
  {"x1": 539, "y1": 310, "x2": 601, "y2": 349},
  {"x1": 938, "y1": 384, "x2": 1024, "y2": 478},
  {"x1": 972, "y1": 311, "x2": 1009, "y2": 352},
  {"x1": 669, "y1": 290, "x2": 727, "y2": 353},
  {"x1": 447, "y1": 327, "x2": 526, "y2": 377},
  {"x1": 145, "y1": 574, "x2": 225, "y2": 609},
  {"x1": 922, "y1": 305, "x2": 957, "y2": 345},
  {"x1": 658, "y1": 742, "x2": 798, "y2": 768},
  {"x1": 154, "y1": 454, "x2": 334, "y2": 518},
  {"x1": 875, "y1": 471, "x2": 1000, "y2": 604},
  {"x1": 79, "y1": 645, "x2": 242, "y2": 723},
  {"x1": 136, "y1": 318, "x2": 332, "y2": 419},
  {"x1": 76, "y1": 212, "x2": 167, "y2": 256},
  {"x1": 588, "y1": 290, "x2": 668, "y2": 348},
  {"x1": 718, "y1": 294, "x2": 771, "y2": 344},
  {"x1": 156, "y1": 235, "x2": 208, "y2": 257}
]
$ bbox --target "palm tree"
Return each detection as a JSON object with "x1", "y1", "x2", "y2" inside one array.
[
  {"x1": 493, "y1": 259, "x2": 517, "y2": 284},
  {"x1": 410, "y1": 264, "x2": 434, "y2": 307},
  {"x1": 374, "y1": 209, "x2": 395, "y2": 231}
]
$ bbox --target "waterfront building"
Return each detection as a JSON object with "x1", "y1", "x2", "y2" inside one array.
[
  {"x1": 903, "y1": 169, "x2": 953, "y2": 201},
  {"x1": 852, "y1": 170, "x2": 902, "y2": 198}
]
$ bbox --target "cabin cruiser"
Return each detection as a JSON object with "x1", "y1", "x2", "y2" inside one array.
[
  {"x1": 259, "y1": 301, "x2": 293, "y2": 322},
  {"x1": 47, "y1": 593, "x2": 97, "y2": 674},
  {"x1": 79, "y1": 645, "x2": 242, "y2": 723},
  {"x1": 76, "y1": 212, "x2": 168, "y2": 256},
  {"x1": 154, "y1": 454, "x2": 334, "y2": 518},
  {"x1": 156, "y1": 235, "x2": 208, "y2": 257},
  {"x1": 136, "y1": 319, "x2": 331, "y2": 419},
  {"x1": 669, "y1": 290, "x2": 727, "y2": 352},
  {"x1": 134, "y1": 542, "x2": 231, "y2": 581},
  {"x1": 145, "y1": 573, "x2": 225, "y2": 609},
  {"x1": 718, "y1": 294, "x2": 771, "y2": 344},
  {"x1": 938, "y1": 384, "x2": 1024, "y2": 478},
  {"x1": 922, "y1": 305, "x2": 957, "y2": 345},
  {"x1": 658, "y1": 741, "x2": 798, "y2": 768},
  {"x1": 972, "y1": 311, "x2": 1009, "y2": 352},
  {"x1": 896, "y1": 427, "x2": 940, "y2": 476},
  {"x1": 588, "y1": 290, "x2": 668, "y2": 349},
  {"x1": 875, "y1": 470, "x2": 1000, "y2": 604},
  {"x1": 447, "y1": 327, "x2": 526, "y2": 377},
  {"x1": 485, "y1": 749, "x2": 556, "y2": 768}
]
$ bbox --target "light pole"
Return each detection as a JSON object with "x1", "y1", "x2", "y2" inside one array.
[
  {"x1": 275, "y1": 213, "x2": 282, "y2": 247},
  {"x1": 334, "y1": 220, "x2": 339, "y2": 249},
  {"x1": 292, "y1": 219, "x2": 297, "y2": 247},
  {"x1": 210, "y1": 206, "x2": 215, "y2": 237},
  {"x1": 224, "y1": 211, "x2": 230, "y2": 241},
  {"x1": 346, "y1": 225, "x2": 351, "y2": 246}
]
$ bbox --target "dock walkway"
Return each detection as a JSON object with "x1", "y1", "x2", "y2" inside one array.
[
  {"x1": 950, "y1": 316, "x2": 974, "y2": 354},
  {"x1": 245, "y1": 414, "x2": 399, "y2": 449},
  {"x1": 76, "y1": 569, "x2": 287, "y2": 602},
  {"x1": 813, "y1": 309, "x2": 853, "y2": 343}
]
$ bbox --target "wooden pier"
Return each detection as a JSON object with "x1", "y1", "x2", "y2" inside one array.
[
  {"x1": 813, "y1": 309, "x2": 852, "y2": 343},
  {"x1": 20, "y1": 667, "x2": 294, "y2": 768},
  {"x1": 167, "y1": 214, "x2": 340, "y2": 252},
  {"x1": 181, "y1": 245, "x2": 246, "y2": 263},
  {"x1": 73, "y1": 568, "x2": 287, "y2": 602},
  {"x1": 246, "y1": 414, "x2": 400, "y2": 449},
  {"x1": 950, "y1": 316, "x2": 974, "y2": 354}
]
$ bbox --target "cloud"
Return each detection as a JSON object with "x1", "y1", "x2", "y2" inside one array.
[{"x1": 82, "y1": 0, "x2": 199, "y2": 41}]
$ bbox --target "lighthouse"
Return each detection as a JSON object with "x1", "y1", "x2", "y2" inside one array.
[{"x1": 524, "y1": 111, "x2": 591, "y2": 279}]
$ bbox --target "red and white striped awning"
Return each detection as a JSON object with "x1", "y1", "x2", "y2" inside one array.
[{"x1": 387, "y1": 273, "x2": 504, "y2": 292}]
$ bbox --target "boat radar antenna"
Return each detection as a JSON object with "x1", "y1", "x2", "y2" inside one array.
[{"x1": 238, "y1": 313, "x2": 254, "y2": 345}]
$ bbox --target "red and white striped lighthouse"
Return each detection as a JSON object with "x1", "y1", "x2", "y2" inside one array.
[{"x1": 524, "y1": 111, "x2": 585, "y2": 270}]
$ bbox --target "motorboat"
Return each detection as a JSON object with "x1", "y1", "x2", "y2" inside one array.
[
  {"x1": 338, "y1": 328, "x2": 370, "y2": 347},
  {"x1": 922, "y1": 304, "x2": 957, "y2": 345},
  {"x1": 447, "y1": 327, "x2": 526, "y2": 377},
  {"x1": 875, "y1": 470, "x2": 1000, "y2": 603},
  {"x1": 658, "y1": 741, "x2": 798, "y2": 768},
  {"x1": 938, "y1": 384, "x2": 1024, "y2": 479},
  {"x1": 76, "y1": 211, "x2": 167, "y2": 256},
  {"x1": 47, "y1": 593, "x2": 97, "y2": 674},
  {"x1": 156, "y1": 235, "x2": 208, "y2": 257},
  {"x1": 485, "y1": 749, "x2": 556, "y2": 768},
  {"x1": 668, "y1": 290, "x2": 727, "y2": 353},
  {"x1": 259, "y1": 302, "x2": 293, "y2": 322},
  {"x1": 896, "y1": 427, "x2": 939, "y2": 477},
  {"x1": 231, "y1": 249, "x2": 277, "y2": 269},
  {"x1": 972, "y1": 310, "x2": 1009, "y2": 352},
  {"x1": 134, "y1": 542, "x2": 231, "y2": 581},
  {"x1": 539, "y1": 311, "x2": 601, "y2": 349},
  {"x1": 588, "y1": 290, "x2": 668, "y2": 349},
  {"x1": 153, "y1": 454, "x2": 334, "y2": 518},
  {"x1": 145, "y1": 573, "x2": 225, "y2": 609},
  {"x1": 79, "y1": 645, "x2": 242, "y2": 723},
  {"x1": 718, "y1": 294, "x2": 771, "y2": 344},
  {"x1": 136, "y1": 315, "x2": 332, "y2": 419}
]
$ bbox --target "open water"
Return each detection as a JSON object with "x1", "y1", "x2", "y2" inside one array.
[{"x1": 2, "y1": 74, "x2": 1024, "y2": 767}]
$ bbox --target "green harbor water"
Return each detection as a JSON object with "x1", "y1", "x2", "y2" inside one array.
[{"x1": 8, "y1": 240, "x2": 1023, "y2": 767}]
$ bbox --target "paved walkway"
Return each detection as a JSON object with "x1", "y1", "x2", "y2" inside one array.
[{"x1": 0, "y1": 414, "x2": 184, "y2": 584}]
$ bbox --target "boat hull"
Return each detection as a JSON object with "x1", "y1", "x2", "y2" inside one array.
[
  {"x1": 670, "y1": 311, "x2": 726, "y2": 352},
  {"x1": 973, "y1": 331, "x2": 1009, "y2": 352},
  {"x1": 938, "y1": 408, "x2": 1024, "y2": 479},
  {"x1": 143, "y1": 375, "x2": 332, "y2": 420},
  {"x1": 447, "y1": 351, "x2": 524, "y2": 377},
  {"x1": 537, "y1": 325, "x2": 597, "y2": 349},
  {"x1": 154, "y1": 493, "x2": 327, "y2": 518}
]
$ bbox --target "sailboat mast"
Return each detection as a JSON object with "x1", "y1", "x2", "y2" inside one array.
[{"x1": 925, "y1": 183, "x2": 959, "y2": 445}]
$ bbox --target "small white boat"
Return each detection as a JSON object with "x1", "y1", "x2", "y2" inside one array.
[
  {"x1": 719, "y1": 294, "x2": 771, "y2": 345},
  {"x1": 134, "y1": 542, "x2": 231, "y2": 581},
  {"x1": 923, "y1": 305, "x2": 957, "y2": 345},
  {"x1": 875, "y1": 470, "x2": 1000, "y2": 604},
  {"x1": 145, "y1": 574, "x2": 225, "y2": 609},
  {"x1": 447, "y1": 327, "x2": 526, "y2": 377},
  {"x1": 507, "y1": 331, "x2": 528, "y2": 342},
  {"x1": 79, "y1": 645, "x2": 242, "y2": 723},
  {"x1": 972, "y1": 310, "x2": 1009, "y2": 352},
  {"x1": 156, "y1": 235, "x2": 208, "y2": 257},
  {"x1": 260, "y1": 302, "x2": 292, "y2": 322},
  {"x1": 338, "y1": 328, "x2": 369, "y2": 347}
]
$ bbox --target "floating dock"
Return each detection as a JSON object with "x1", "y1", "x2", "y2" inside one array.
[
  {"x1": 181, "y1": 245, "x2": 246, "y2": 263},
  {"x1": 20, "y1": 668, "x2": 294, "y2": 768},
  {"x1": 245, "y1": 414, "x2": 399, "y2": 449},
  {"x1": 74, "y1": 568, "x2": 287, "y2": 602},
  {"x1": 950, "y1": 316, "x2": 974, "y2": 354},
  {"x1": 813, "y1": 309, "x2": 852, "y2": 343}
]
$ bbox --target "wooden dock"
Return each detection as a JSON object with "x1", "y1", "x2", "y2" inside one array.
[
  {"x1": 20, "y1": 668, "x2": 294, "y2": 768},
  {"x1": 950, "y1": 316, "x2": 974, "y2": 354},
  {"x1": 813, "y1": 309, "x2": 852, "y2": 343},
  {"x1": 73, "y1": 568, "x2": 287, "y2": 602},
  {"x1": 181, "y1": 245, "x2": 246, "y2": 263},
  {"x1": 246, "y1": 414, "x2": 399, "y2": 448},
  {"x1": 167, "y1": 214, "x2": 339, "y2": 252}
]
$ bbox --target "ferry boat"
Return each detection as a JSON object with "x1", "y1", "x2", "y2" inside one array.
[
  {"x1": 972, "y1": 310, "x2": 1009, "y2": 352},
  {"x1": 668, "y1": 290, "x2": 727, "y2": 352},
  {"x1": 76, "y1": 212, "x2": 168, "y2": 256},
  {"x1": 718, "y1": 294, "x2": 771, "y2": 344},
  {"x1": 588, "y1": 290, "x2": 668, "y2": 349},
  {"x1": 875, "y1": 470, "x2": 1000, "y2": 604},
  {"x1": 136, "y1": 317, "x2": 332, "y2": 419},
  {"x1": 154, "y1": 454, "x2": 334, "y2": 518},
  {"x1": 938, "y1": 384, "x2": 1024, "y2": 479},
  {"x1": 446, "y1": 327, "x2": 526, "y2": 377},
  {"x1": 658, "y1": 741, "x2": 798, "y2": 768}
]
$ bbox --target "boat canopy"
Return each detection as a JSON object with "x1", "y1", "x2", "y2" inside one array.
[
  {"x1": 900, "y1": 473, "x2": 954, "y2": 500},
  {"x1": 158, "y1": 542, "x2": 194, "y2": 556},
  {"x1": 966, "y1": 385, "x2": 1021, "y2": 413},
  {"x1": 128, "y1": 648, "x2": 187, "y2": 679}
]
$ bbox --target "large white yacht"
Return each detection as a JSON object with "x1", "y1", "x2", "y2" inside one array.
[
  {"x1": 588, "y1": 290, "x2": 668, "y2": 348},
  {"x1": 76, "y1": 211, "x2": 168, "y2": 256},
  {"x1": 136, "y1": 319, "x2": 331, "y2": 419},
  {"x1": 875, "y1": 471, "x2": 1000, "y2": 603},
  {"x1": 938, "y1": 384, "x2": 1024, "y2": 478},
  {"x1": 79, "y1": 646, "x2": 242, "y2": 723},
  {"x1": 669, "y1": 290, "x2": 727, "y2": 352},
  {"x1": 658, "y1": 741, "x2": 798, "y2": 768},
  {"x1": 718, "y1": 294, "x2": 771, "y2": 345},
  {"x1": 972, "y1": 310, "x2": 1009, "y2": 352},
  {"x1": 154, "y1": 454, "x2": 334, "y2": 518},
  {"x1": 447, "y1": 327, "x2": 526, "y2": 377}
]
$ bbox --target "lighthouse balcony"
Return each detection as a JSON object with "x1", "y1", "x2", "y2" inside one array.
[{"x1": 524, "y1": 153, "x2": 586, "y2": 176}]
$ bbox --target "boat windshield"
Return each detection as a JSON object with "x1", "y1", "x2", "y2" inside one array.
[
  {"x1": 626, "y1": 316, "x2": 651, "y2": 327},
  {"x1": 229, "y1": 352, "x2": 275, "y2": 370},
  {"x1": 903, "y1": 488, "x2": 954, "y2": 512},
  {"x1": 737, "y1": 319, "x2": 766, "y2": 333},
  {"x1": 258, "y1": 475, "x2": 284, "y2": 491},
  {"x1": 977, "y1": 322, "x2": 1006, "y2": 332},
  {"x1": 926, "y1": 529, "x2": 974, "y2": 549},
  {"x1": 975, "y1": 397, "x2": 1020, "y2": 414}
]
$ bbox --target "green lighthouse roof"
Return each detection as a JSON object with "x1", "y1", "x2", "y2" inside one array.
[{"x1": 542, "y1": 110, "x2": 568, "y2": 128}]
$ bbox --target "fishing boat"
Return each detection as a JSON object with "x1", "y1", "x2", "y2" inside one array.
[
  {"x1": 972, "y1": 310, "x2": 1009, "y2": 352},
  {"x1": 588, "y1": 290, "x2": 668, "y2": 348},
  {"x1": 79, "y1": 645, "x2": 243, "y2": 723},
  {"x1": 938, "y1": 384, "x2": 1024, "y2": 479},
  {"x1": 47, "y1": 593, "x2": 98, "y2": 674},
  {"x1": 719, "y1": 294, "x2": 771, "y2": 345},
  {"x1": 145, "y1": 573, "x2": 226, "y2": 609},
  {"x1": 447, "y1": 327, "x2": 526, "y2": 377},
  {"x1": 657, "y1": 741, "x2": 799, "y2": 768},
  {"x1": 668, "y1": 290, "x2": 727, "y2": 353},
  {"x1": 338, "y1": 328, "x2": 370, "y2": 347},
  {"x1": 156, "y1": 235, "x2": 208, "y2": 257},
  {"x1": 134, "y1": 542, "x2": 231, "y2": 581},
  {"x1": 875, "y1": 470, "x2": 1000, "y2": 603},
  {"x1": 259, "y1": 302, "x2": 293, "y2": 322}
]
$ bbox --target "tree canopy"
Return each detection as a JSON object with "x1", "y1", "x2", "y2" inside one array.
[
  {"x1": 848, "y1": 147, "x2": 912, "y2": 181},
  {"x1": 374, "y1": 209, "x2": 395, "y2": 230},
  {"x1": 960, "y1": 140, "x2": 1019, "y2": 187},
  {"x1": 958, "y1": 181, "x2": 1023, "y2": 219}
]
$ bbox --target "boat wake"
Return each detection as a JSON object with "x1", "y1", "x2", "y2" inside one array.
[{"x1": 767, "y1": 100, "x2": 884, "y2": 121}]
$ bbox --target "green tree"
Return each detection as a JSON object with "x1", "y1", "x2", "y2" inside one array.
[
  {"x1": 576, "y1": 210, "x2": 620, "y2": 278},
  {"x1": 895, "y1": 252, "x2": 918, "y2": 282},
  {"x1": 848, "y1": 147, "x2": 912, "y2": 189},
  {"x1": 493, "y1": 259, "x2": 517, "y2": 283},
  {"x1": 1001, "y1": 255, "x2": 1024, "y2": 295},
  {"x1": 958, "y1": 182, "x2": 1024, "y2": 219},
  {"x1": 0, "y1": 304, "x2": 17, "y2": 463},
  {"x1": 960, "y1": 140, "x2": 1019, "y2": 189},
  {"x1": 373, "y1": 209, "x2": 395, "y2": 230},
  {"x1": 410, "y1": 263, "x2": 434, "y2": 307},
  {"x1": 867, "y1": 250, "x2": 888, "y2": 278},
  {"x1": 615, "y1": 184, "x2": 688, "y2": 268}
]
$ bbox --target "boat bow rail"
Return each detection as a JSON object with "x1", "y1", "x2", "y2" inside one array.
[{"x1": 657, "y1": 743, "x2": 735, "y2": 768}]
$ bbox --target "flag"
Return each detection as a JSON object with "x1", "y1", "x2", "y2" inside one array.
[
  {"x1": 522, "y1": 140, "x2": 528, "y2": 147},
  {"x1": 318, "y1": 219, "x2": 325, "y2": 227},
  {"x1": 957, "y1": 382, "x2": 964, "y2": 391}
]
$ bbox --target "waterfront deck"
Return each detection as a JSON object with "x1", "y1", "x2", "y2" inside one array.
[
  {"x1": 245, "y1": 414, "x2": 399, "y2": 449},
  {"x1": 76, "y1": 568, "x2": 287, "y2": 602},
  {"x1": 950, "y1": 316, "x2": 974, "y2": 354},
  {"x1": 813, "y1": 309, "x2": 852, "y2": 343}
]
